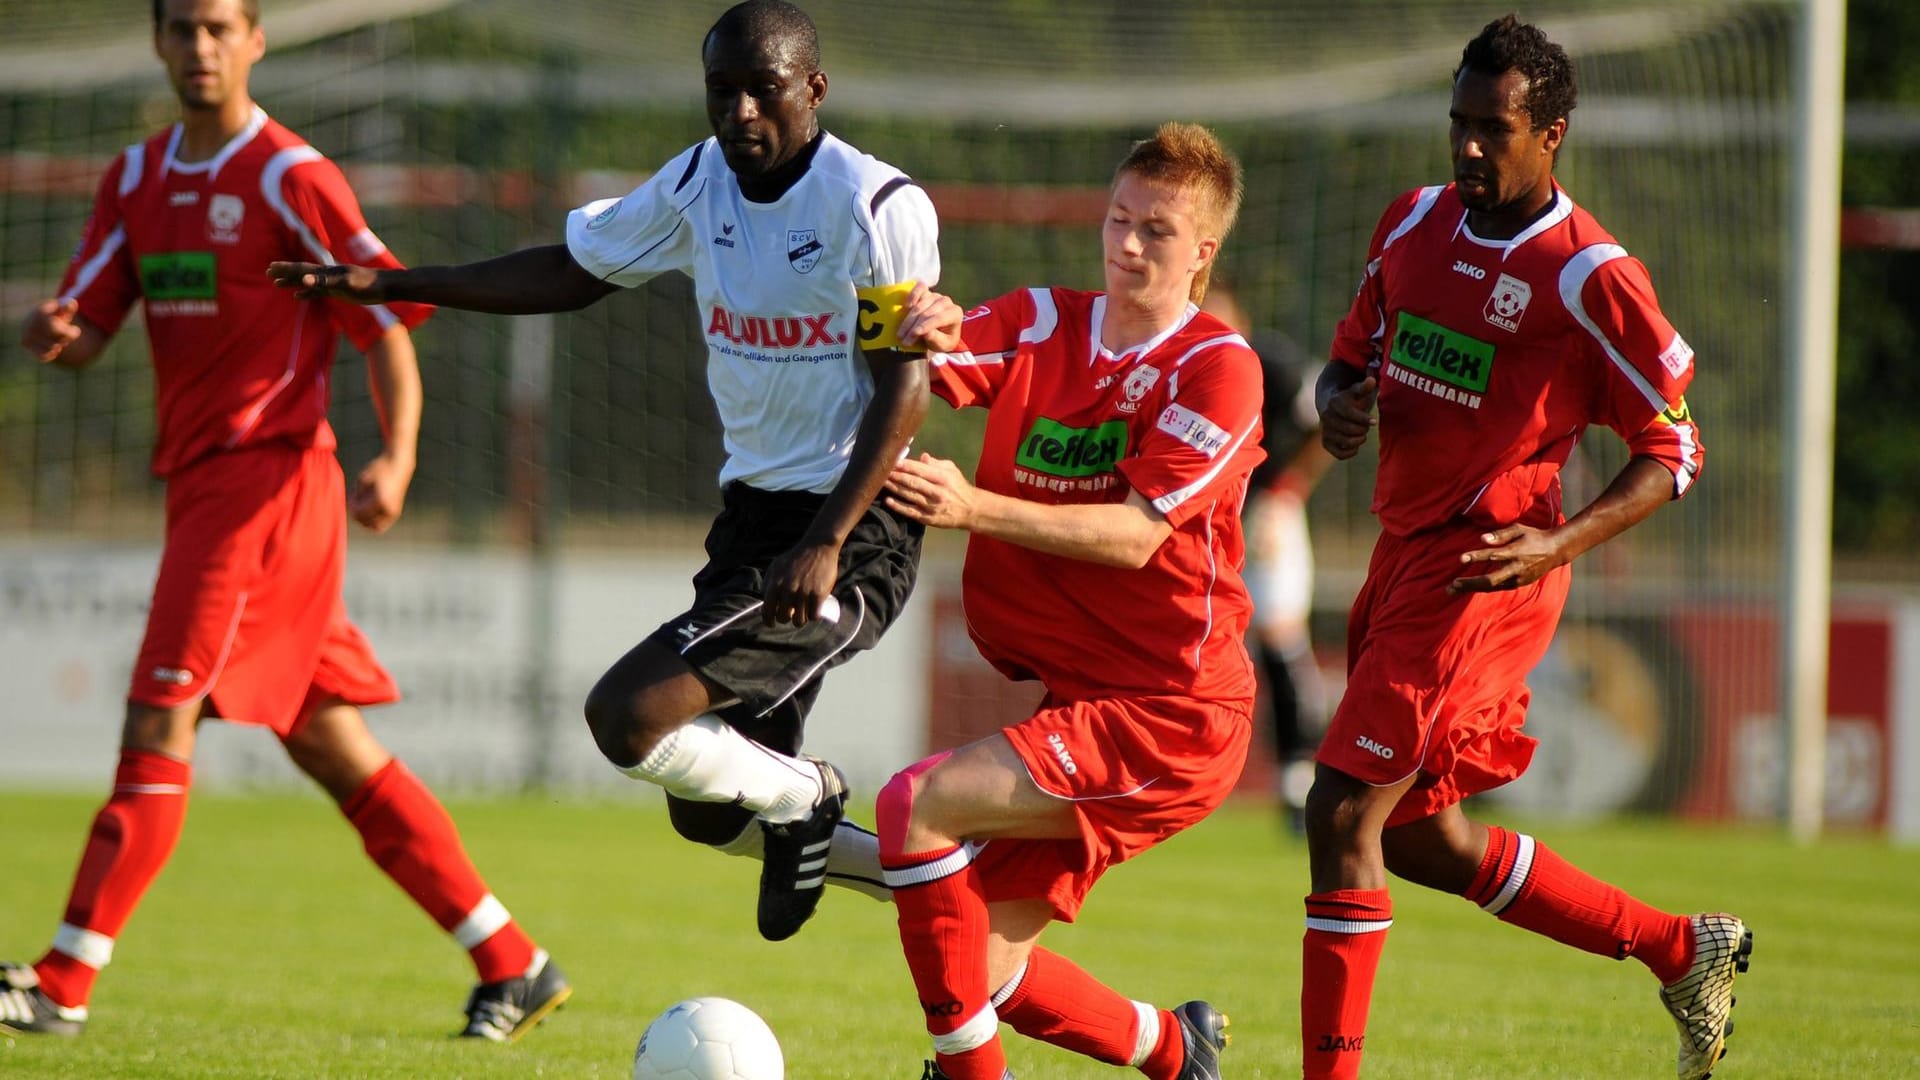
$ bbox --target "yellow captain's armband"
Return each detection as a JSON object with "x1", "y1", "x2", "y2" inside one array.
[{"x1": 855, "y1": 281, "x2": 920, "y2": 353}]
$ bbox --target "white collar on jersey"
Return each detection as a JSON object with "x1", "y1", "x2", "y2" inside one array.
[
  {"x1": 1454, "y1": 182, "x2": 1576, "y2": 261},
  {"x1": 161, "y1": 105, "x2": 269, "y2": 182},
  {"x1": 1086, "y1": 295, "x2": 1199, "y2": 366}
]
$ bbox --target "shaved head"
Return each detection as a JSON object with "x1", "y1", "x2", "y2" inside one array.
[{"x1": 705, "y1": 0, "x2": 820, "y2": 73}]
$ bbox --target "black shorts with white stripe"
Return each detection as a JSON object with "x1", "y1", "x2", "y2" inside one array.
[{"x1": 644, "y1": 481, "x2": 923, "y2": 752}]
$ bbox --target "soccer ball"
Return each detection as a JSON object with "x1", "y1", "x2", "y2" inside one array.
[{"x1": 631, "y1": 996, "x2": 784, "y2": 1080}]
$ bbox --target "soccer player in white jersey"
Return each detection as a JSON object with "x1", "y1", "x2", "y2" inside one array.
[{"x1": 272, "y1": 0, "x2": 939, "y2": 943}]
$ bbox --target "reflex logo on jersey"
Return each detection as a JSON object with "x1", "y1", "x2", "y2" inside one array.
[
  {"x1": 854, "y1": 281, "x2": 921, "y2": 352},
  {"x1": 1388, "y1": 312, "x2": 1493, "y2": 393},
  {"x1": 1016, "y1": 416, "x2": 1128, "y2": 478},
  {"x1": 140, "y1": 252, "x2": 217, "y2": 300}
]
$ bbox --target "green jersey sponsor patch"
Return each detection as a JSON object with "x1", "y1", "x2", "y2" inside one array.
[
  {"x1": 140, "y1": 252, "x2": 217, "y2": 300},
  {"x1": 1389, "y1": 311, "x2": 1494, "y2": 393},
  {"x1": 1015, "y1": 416, "x2": 1128, "y2": 478}
]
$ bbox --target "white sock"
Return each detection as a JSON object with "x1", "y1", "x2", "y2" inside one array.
[
  {"x1": 620, "y1": 714, "x2": 821, "y2": 823},
  {"x1": 711, "y1": 818, "x2": 892, "y2": 902}
]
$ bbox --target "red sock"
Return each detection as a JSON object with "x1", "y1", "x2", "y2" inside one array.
[
  {"x1": 885, "y1": 843, "x2": 1005, "y2": 1080},
  {"x1": 1467, "y1": 827, "x2": 1694, "y2": 984},
  {"x1": 996, "y1": 946, "x2": 1176, "y2": 1074},
  {"x1": 342, "y1": 760, "x2": 536, "y2": 984},
  {"x1": 34, "y1": 749, "x2": 192, "y2": 1008},
  {"x1": 1301, "y1": 888, "x2": 1391, "y2": 1080}
]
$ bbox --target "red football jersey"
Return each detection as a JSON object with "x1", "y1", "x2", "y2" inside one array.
[
  {"x1": 1330, "y1": 182, "x2": 1704, "y2": 537},
  {"x1": 929, "y1": 287, "x2": 1265, "y2": 704},
  {"x1": 59, "y1": 108, "x2": 431, "y2": 478}
]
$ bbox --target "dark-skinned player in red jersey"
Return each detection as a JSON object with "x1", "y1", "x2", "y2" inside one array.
[
  {"x1": 3, "y1": 0, "x2": 566, "y2": 1043},
  {"x1": 1300, "y1": 16, "x2": 1748, "y2": 1080}
]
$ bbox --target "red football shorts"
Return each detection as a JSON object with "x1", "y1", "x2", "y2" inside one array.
[
  {"x1": 974, "y1": 693, "x2": 1252, "y2": 922},
  {"x1": 129, "y1": 444, "x2": 397, "y2": 733},
  {"x1": 1318, "y1": 520, "x2": 1571, "y2": 828}
]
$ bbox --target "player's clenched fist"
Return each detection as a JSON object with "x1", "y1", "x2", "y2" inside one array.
[
  {"x1": 20, "y1": 298, "x2": 84, "y2": 363},
  {"x1": 1319, "y1": 375, "x2": 1378, "y2": 460},
  {"x1": 266, "y1": 261, "x2": 385, "y2": 303}
]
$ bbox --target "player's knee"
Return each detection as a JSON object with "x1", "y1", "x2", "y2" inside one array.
[
  {"x1": 583, "y1": 670, "x2": 687, "y2": 767},
  {"x1": 583, "y1": 678, "x2": 644, "y2": 767},
  {"x1": 876, "y1": 751, "x2": 951, "y2": 859},
  {"x1": 1302, "y1": 770, "x2": 1371, "y2": 848},
  {"x1": 875, "y1": 767, "x2": 924, "y2": 858}
]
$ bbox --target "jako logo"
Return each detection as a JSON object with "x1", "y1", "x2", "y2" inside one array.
[
  {"x1": 1355, "y1": 735, "x2": 1395, "y2": 759},
  {"x1": 705, "y1": 306, "x2": 844, "y2": 348},
  {"x1": 1451, "y1": 260, "x2": 1486, "y2": 280},
  {"x1": 1047, "y1": 733, "x2": 1079, "y2": 775}
]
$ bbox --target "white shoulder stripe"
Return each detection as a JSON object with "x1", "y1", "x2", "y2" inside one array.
[
  {"x1": 1382, "y1": 185, "x2": 1445, "y2": 253},
  {"x1": 118, "y1": 143, "x2": 145, "y2": 197},
  {"x1": 1168, "y1": 332, "x2": 1247, "y2": 374},
  {"x1": 1018, "y1": 287, "x2": 1058, "y2": 345},
  {"x1": 62, "y1": 225, "x2": 126, "y2": 306},
  {"x1": 259, "y1": 145, "x2": 331, "y2": 261},
  {"x1": 929, "y1": 349, "x2": 1008, "y2": 369},
  {"x1": 1558, "y1": 243, "x2": 1667, "y2": 415}
]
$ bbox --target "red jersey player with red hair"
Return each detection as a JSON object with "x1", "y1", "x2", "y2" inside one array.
[
  {"x1": 3, "y1": 0, "x2": 566, "y2": 1043},
  {"x1": 1300, "y1": 16, "x2": 1749, "y2": 1080},
  {"x1": 871, "y1": 122, "x2": 1260, "y2": 1080}
]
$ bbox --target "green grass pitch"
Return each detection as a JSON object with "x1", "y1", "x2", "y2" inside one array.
[{"x1": 3, "y1": 790, "x2": 1917, "y2": 1078}]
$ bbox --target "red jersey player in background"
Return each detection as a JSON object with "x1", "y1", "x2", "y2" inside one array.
[
  {"x1": 872, "y1": 123, "x2": 1260, "y2": 1080},
  {"x1": 1300, "y1": 16, "x2": 1747, "y2": 1080},
  {"x1": 3, "y1": 0, "x2": 568, "y2": 1043}
]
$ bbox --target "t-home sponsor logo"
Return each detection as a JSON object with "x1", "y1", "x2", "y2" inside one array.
[{"x1": 1016, "y1": 416, "x2": 1128, "y2": 478}]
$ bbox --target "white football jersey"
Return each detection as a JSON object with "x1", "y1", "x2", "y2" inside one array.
[{"x1": 567, "y1": 132, "x2": 941, "y2": 493}]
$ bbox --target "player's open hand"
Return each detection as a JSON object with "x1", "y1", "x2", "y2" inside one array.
[
  {"x1": 884, "y1": 452, "x2": 977, "y2": 531},
  {"x1": 763, "y1": 540, "x2": 842, "y2": 627},
  {"x1": 897, "y1": 282, "x2": 964, "y2": 353},
  {"x1": 1448, "y1": 524, "x2": 1568, "y2": 595},
  {"x1": 1320, "y1": 376, "x2": 1377, "y2": 459},
  {"x1": 21, "y1": 298, "x2": 84, "y2": 363},
  {"x1": 267, "y1": 261, "x2": 385, "y2": 303},
  {"x1": 349, "y1": 452, "x2": 414, "y2": 534}
]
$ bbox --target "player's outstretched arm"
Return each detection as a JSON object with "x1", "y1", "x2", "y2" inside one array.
[
  {"x1": 885, "y1": 455, "x2": 1173, "y2": 569},
  {"x1": 20, "y1": 298, "x2": 111, "y2": 369},
  {"x1": 761, "y1": 346, "x2": 930, "y2": 627},
  {"x1": 267, "y1": 244, "x2": 618, "y2": 315},
  {"x1": 1449, "y1": 455, "x2": 1673, "y2": 595},
  {"x1": 349, "y1": 324, "x2": 423, "y2": 535}
]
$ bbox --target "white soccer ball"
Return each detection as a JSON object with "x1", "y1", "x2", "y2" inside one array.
[{"x1": 632, "y1": 996, "x2": 785, "y2": 1080}]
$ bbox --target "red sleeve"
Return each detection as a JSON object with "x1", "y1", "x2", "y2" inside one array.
[
  {"x1": 1117, "y1": 341, "x2": 1267, "y2": 528},
  {"x1": 927, "y1": 287, "x2": 1033, "y2": 410},
  {"x1": 57, "y1": 153, "x2": 140, "y2": 336},
  {"x1": 1328, "y1": 189, "x2": 1423, "y2": 371},
  {"x1": 1573, "y1": 253, "x2": 1705, "y2": 497},
  {"x1": 277, "y1": 155, "x2": 432, "y2": 351}
]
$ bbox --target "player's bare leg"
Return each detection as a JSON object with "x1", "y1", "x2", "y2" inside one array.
[
  {"x1": 2, "y1": 703, "x2": 201, "y2": 1035},
  {"x1": 284, "y1": 699, "x2": 567, "y2": 1042},
  {"x1": 1383, "y1": 806, "x2": 1750, "y2": 1080},
  {"x1": 584, "y1": 639, "x2": 853, "y2": 937},
  {"x1": 1298, "y1": 764, "x2": 1418, "y2": 1079},
  {"x1": 881, "y1": 739, "x2": 1221, "y2": 1080}
]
